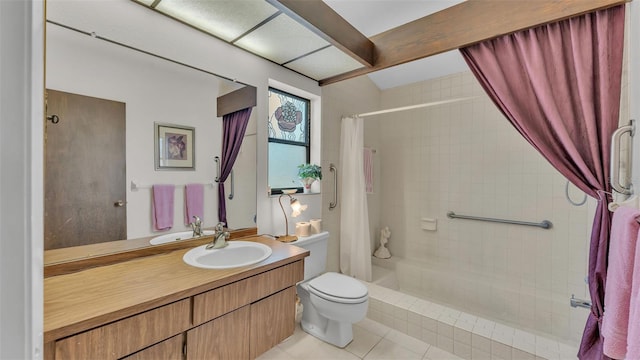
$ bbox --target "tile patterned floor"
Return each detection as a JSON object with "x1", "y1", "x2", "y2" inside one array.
[{"x1": 257, "y1": 318, "x2": 464, "y2": 360}]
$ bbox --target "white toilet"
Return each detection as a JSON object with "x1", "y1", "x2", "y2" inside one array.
[{"x1": 294, "y1": 231, "x2": 369, "y2": 348}]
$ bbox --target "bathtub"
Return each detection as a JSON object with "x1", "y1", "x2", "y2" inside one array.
[{"x1": 366, "y1": 258, "x2": 582, "y2": 360}]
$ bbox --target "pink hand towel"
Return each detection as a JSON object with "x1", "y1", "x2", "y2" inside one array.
[
  {"x1": 602, "y1": 205, "x2": 640, "y2": 359},
  {"x1": 184, "y1": 183, "x2": 204, "y2": 225},
  {"x1": 152, "y1": 184, "x2": 175, "y2": 231},
  {"x1": 626, "y1": 227, "x2": 640, "y2": 359}
]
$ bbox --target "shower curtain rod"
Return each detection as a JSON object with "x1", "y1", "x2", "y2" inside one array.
[{"x1": 352, "y1": 97, "x2": 476, "y2": 118}]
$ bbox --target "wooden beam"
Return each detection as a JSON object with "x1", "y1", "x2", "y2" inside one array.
[
  {"x1": 216, "y1": 85, "x2": 257, "y2": 117},
  {"x1": 319, "y1": 0, "x2": 628, "y2": 86},
  {"x1": 266, "y1": 0, "x2": 375, "y2": 67}
]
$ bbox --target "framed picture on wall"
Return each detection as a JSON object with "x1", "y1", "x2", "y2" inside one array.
[{"x1": 155, "y1": 122, "x2": 195, "y2": 170}]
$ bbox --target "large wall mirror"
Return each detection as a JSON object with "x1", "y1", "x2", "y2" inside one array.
[{"x1": 45, "y1": 7, "x2": 257, "y2": 250}]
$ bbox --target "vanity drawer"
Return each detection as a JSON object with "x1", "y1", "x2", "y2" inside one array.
[
  {"x1": 193, "y1": 275, "x2": 252, "y2": 325},
  {"x1": 249, "y1": 260, "x2": 304, "y2": 302},
  {"x1": 55, "y1": 299, "x2": 190, "y2": 360},
  {"x1": 192, "y1": 260, "x2": 304, "y2": 325}
]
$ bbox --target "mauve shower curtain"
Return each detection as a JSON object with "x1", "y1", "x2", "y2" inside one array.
[
  {"x1": 460, "y1": 5, "x2": 625, "y2": 359},
  {"x1": 218, "y1": 107, "x2": 252, "y2": 226},
  {"x1": 340, "y1": 116, "x2": 372, "y2": 281}
]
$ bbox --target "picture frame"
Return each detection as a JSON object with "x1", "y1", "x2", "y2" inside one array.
[{"x1": 155, "y1": 122, "x2": 195, "y2": 170}]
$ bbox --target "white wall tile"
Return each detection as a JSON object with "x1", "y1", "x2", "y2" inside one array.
[{"x1": 373, "y1": 71, "x2": 592, "y2": 342}]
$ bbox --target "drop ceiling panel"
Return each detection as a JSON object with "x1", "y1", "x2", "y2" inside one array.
[
  {"x1": 285, "y1": 46, "x2": 363, "y2": 81},
  {"x1": 155, "y1": 0, "x2": 279, "y2": 42},
  {"x1": 235, "y1": 13, "x2": 330, "y2": 65}
]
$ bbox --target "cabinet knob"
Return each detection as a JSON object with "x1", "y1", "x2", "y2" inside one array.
[{"x1": 114, "y1": 200, "x2": 126, "y2": 207}]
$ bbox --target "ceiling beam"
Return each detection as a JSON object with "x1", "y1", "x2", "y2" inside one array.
[
  {"x1": 266, "y1": 0, "x2": 375, "y2": 67},
  {"x1": 318, "y1": 0, "x2": 629, "y2": 86}
]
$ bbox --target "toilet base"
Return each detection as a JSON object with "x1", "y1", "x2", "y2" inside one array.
[{"x1": 300, "y1": 318, "x2": 353, "y2": 348}]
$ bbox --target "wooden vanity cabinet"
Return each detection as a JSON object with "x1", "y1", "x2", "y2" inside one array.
[
  {"x1": 54, "y1": 299, "x2": 191, "y2": 360},
  {"x1": 46, "y1": 259, "x2": 304, "y2": 360},
  {"x1": 186, "y1": 287, "x2": 297, "y2": 360},
  {"x1": 187, "y1": 260, "x2": 302, "y2": 359},
  {"x1": 250, "y1": 286, "x2": 297, "y2": 358},
  {"x1": 122, "y1": 334, "x2": 184, "y2": 360},
  {"x1": 187, "y1": 306, "x2": 251, "y2": 359}
]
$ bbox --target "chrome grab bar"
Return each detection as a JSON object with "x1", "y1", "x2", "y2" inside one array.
[
  {"x1": 447, "y1": 211, "x2": 552, "y2": 229},
  {"x1": 228, "y1": 170, "x2": 234, "y2": 200},
  {"x1": 610, "y1": 120, "x2": 635, "y2": 195},
  {"x1": 329, "y1": 164, "x2": 337, "y2": 210},
  {"x1": 214, "y1": 156, "x2": 220, "y2": 183}
]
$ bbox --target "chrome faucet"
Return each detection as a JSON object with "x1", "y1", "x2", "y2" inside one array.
[
  {"x1": 190, "y1": 215, "x2": 203, "y2": 237},
  {"x1": 206, "y1": 222, "x2": 229, "y2": 250}
]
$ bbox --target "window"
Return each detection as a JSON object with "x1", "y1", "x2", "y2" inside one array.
[{"x1": 268, "y1": 87, "x2": 310, "y2": 194}]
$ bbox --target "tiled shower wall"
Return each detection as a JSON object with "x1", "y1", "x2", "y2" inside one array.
[{"x1": 372, "y1": 71, "x2": 597, "y2": 342}]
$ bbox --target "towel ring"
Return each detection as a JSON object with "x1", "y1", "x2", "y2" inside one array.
[{"x1": 565, "y1": 180, "x2": 587, "y2": 206}]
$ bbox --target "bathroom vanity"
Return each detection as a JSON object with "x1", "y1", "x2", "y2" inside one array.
[{"x1": 43, "y1": 231, "x2": 309, "y2": 360}]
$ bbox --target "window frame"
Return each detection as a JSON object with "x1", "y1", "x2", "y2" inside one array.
[{"x1": 267, "y1": 87, "x2": 311, "y2": 195}]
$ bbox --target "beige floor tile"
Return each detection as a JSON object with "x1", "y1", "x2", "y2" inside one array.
[
  {"x1": 384, "y1": 329, "x2": 431, "y2": 356},
  {"x1": 256, "y1": 345, "x2": 296, "y2": 360},
  {"x1": 365, "y1": 338, "x2": 425, "y2": 360},
  {"x1": 277, "y1": 326, "x2": 326, "y2": 358},
  {"x1": 311, "y1": 341, "x2": 362, "y2": 359},
  {"x1": 356, "y1": 317, "x2": 393, "y2": 338},
  {"x1": 346, "y1": 323, "x2": 384, "y2": 358}
]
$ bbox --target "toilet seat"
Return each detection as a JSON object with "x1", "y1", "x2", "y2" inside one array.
[{"x1": 307, "y1": 272, "x2": 368, "y2": 304}]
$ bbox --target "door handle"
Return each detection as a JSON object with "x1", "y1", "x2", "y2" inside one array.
[{"x1": 114, "y1": 200, "x2": 126, "y2": 207}]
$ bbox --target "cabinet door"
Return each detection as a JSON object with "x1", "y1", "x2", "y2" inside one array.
[
  {"x1": 250, "y1": 286, "x2": 296, "y2": 359},
  {"x1": 55, "y1": 299, "x2": 190, "y2": 359},
  {"x1": 187, "y1": 305, "x2": 250, "y2": 360},
  {"x1": 122, "y1": 334, "x2": 183, "y2": 360}
]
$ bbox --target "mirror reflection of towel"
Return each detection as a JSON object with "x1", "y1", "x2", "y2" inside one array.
[
  {"x1": 152, "y1": 184, "x2": 175, "y2": 231},
  {"x1": 184, "y1": 183, "x2": 204, "y2": 225}
]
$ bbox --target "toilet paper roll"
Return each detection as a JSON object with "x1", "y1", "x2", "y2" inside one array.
[
  {"x1": 295, "y1": 222, "x2": 311, "y2": 237},
  {"x1": 310, "y1": 219, "x2": 322, "y2": 234}
]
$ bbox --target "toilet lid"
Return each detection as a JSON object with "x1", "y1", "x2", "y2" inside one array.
[{"x1": 308, "y1": 272, "x2": 368, "y2": 303}]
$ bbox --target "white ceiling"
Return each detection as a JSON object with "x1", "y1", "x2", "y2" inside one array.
[
  {"x1": 130, "y1": 0, "x2": 471, "y2": 90},
  {"x1": 324, "y1": 0, "x2": 470, "y2": 90}
]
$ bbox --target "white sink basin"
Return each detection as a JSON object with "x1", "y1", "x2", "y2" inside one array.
[
  {"x1": 182, "y1": 241, "x2": 272, "y2": 269},
  {"x1": 150, "y1": 230, "x2": 214, "y2": 245}
]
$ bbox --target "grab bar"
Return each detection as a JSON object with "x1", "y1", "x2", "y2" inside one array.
[
  {"x1": 329, "y1": 164, "x2": 338, "y2": 210},
  {"x1": 610, "y1": 119, "x2": 635, "y2": 195},
  {"x1": 214, "y1": 156, "x2": 221, "y2": 183},
  {"x1": 447, "y1": 211, "x2": 552, "y2": 229},
  {"x1": 228, "y1": 170, "x2": 234, "y2": 200}
]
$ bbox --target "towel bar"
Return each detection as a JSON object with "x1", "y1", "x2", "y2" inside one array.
[{"x1": 130, "y1": 181, "x2": 214, "y2": 191}]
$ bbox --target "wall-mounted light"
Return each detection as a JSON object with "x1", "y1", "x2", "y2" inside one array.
[{"x1": 276, "y1": 191, "x2": 307, "y2": 243}]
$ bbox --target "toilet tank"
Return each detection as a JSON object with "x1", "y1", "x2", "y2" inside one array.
[{"x1": 293, "y1": 231, "x2": 329, "y2": 280}]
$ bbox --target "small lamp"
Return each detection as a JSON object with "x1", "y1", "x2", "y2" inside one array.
[{"x1": 276, "y1": 192, "x2": 307, "y2": 243}]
